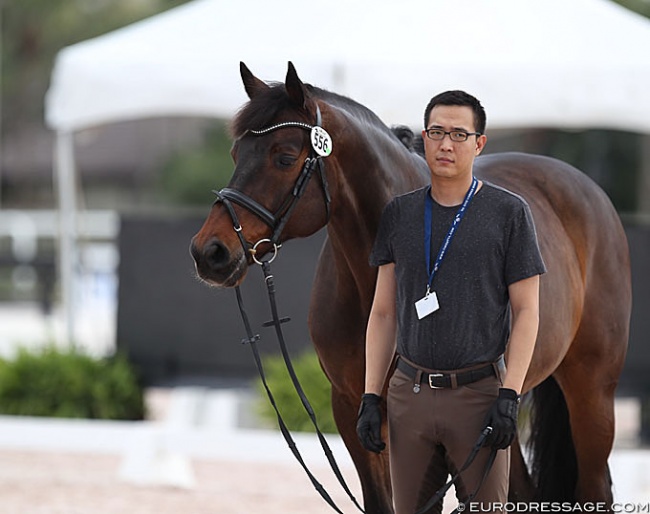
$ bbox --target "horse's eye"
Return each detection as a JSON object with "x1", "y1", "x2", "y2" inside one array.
[{"x1": 277, "y1": 155, "x2": 297, "y2": 168}]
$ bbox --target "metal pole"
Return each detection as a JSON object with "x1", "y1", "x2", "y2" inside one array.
[
  {"x1": 639, "y1": 135, "x2": 650, "y2": 218},
  {"x1": 54, "y1": 131, "x2": 77, "y2": 347}
]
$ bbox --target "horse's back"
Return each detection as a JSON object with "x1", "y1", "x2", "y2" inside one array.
[
  {"x1": 475, "y1": 152, "x2": 630, "y2": 388},
  {"x1": 476, "y1": 152, "x2": 620, "y2": 235},
  {"x1": 475, "y1": 152, "x2": 628, "y2": 284}
]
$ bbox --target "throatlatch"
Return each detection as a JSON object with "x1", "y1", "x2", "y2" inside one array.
[
  {"x1": 213, "y1": 106, "x2": 363, "y2": 513},
  {"x1": 211, "y1": 104, "x2": 496, "y2": 513}
]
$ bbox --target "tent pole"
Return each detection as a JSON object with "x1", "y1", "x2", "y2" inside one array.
[
  {"x1": 54, "y1": 131, "x2": 78, "y2": 347},
  {"x1": 639, "y1": 135, "x2": 650, "y2": 219}
]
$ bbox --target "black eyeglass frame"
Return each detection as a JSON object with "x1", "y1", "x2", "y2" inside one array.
[{"x1": 424, "y1": 128, "x2": 482, "y2": 142}]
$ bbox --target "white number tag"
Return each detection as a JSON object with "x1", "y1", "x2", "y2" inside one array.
[{"x1": 310, "y1": 126, "x2": 333, "y2": 157}]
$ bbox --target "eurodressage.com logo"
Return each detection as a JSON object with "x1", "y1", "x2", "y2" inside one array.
[{"x1": 463, "y1": 502, "x2": 650, "y2": 513}]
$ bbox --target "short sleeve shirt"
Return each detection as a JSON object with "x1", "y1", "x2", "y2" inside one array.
[{"x1": 370, "y1": 182, "x2": 546, "y2": 370}]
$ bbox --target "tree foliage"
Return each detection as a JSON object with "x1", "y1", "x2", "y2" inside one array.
[
  {"x1": 158, "y1": 121, "x2": 235, "y2": 205},
  {"x1": 1, "y1": 0, "x2": 190, "y2": 130},
  {"x1": 612, "y1": 0, "x2": 650, "y2": 19},
  {"x1": 0, "y1": 346, "x2": 145, "y2": 420}
]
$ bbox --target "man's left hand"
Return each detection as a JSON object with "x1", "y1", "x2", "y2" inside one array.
[{"x1": 483, "y1": 388, "x2": 520, "y2": 449}]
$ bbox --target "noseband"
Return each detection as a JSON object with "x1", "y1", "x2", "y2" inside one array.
[
  {"x1": 209, "y1": 106, "x2": 365, "y2": 513},
  {"x1": 208, "y1": 104, "x2": 494, "y2": 514},
  {"x1": 213, "y1": 105, "x2": 332, "y2": 263}
]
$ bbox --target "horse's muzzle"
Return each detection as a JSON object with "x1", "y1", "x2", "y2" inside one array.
[{"x1": 190, "y1": 237, "x2": 247, "y2": 287}]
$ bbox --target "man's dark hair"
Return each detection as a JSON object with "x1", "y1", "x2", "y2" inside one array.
[{"x1": 423, "y1": 90, "x2": 486, "y2": 135}]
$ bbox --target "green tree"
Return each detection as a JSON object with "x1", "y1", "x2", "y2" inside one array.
[
  {"x1": 612, "y1": 0, "x2": 650, "y2": 18},
  {"x1": 158, "y1": 121, "x2": 235, "y2": 205},
  {"x1": 1, "y1": 0, "x2": 190, "y2": 131}
]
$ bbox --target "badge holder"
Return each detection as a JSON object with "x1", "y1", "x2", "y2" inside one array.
[{"x1": 415, "y1": 288, "x2": 439, "y2": 320}]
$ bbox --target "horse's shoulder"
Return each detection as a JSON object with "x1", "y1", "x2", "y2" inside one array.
[{"x1": 385, "y1": 186, "x2": 428, "y2": 213}]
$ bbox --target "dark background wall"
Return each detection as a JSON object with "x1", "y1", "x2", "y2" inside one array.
[
  {"x1": 619, "y1": 225, "x2": 650, "y2": 394},
  {"x1": 116, "y1": 215, "x2": 326, "y2": 385},
  {"x1": 117, "y1": 215, "x2": 649, "y2": 392}
]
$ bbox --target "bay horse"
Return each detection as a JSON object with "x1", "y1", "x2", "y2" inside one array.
[{"x1": 190, "y1": 62, "x2": 631, "y2": 513}]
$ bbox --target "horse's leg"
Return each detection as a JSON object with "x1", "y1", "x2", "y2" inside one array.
[
  {"x1": 309, "y1": 246, "x2": 394, "y2": 514},
  {"x1": 331, "y1": 383, "x2": 393, "y2": 513},
  {"x1": 554, "y1": 221, "x2": 630, "y2": 504},
  {"x1": 554, "y1": 356, "x2": 618, "y2": 504},
  {"x1": 508, "y1": 435, "x2": 535, "y2": 502},
  {"x1": 554, "y1": 316, "x2": 627, "y2": 503}
]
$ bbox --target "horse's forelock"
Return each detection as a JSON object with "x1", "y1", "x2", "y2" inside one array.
[
  {"x1": 230, "y1": 83, "x2": 308, "y2": 139},
  {"x1": 230, "y1": 83, "x2": 393, "y2": 144}
]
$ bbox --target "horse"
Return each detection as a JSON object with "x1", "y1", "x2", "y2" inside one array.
[{"x1": 190, "y1": 62, "x2": 631, "y2": 513}]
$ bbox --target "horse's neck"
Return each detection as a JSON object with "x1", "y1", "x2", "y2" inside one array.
[{"x1": 325, "y1": 117, "x2": 427, "y2": 300}]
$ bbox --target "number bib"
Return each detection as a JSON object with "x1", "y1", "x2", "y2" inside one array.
[{"x1": 311, "y1": 126, "x2": 333, "y2": 157}]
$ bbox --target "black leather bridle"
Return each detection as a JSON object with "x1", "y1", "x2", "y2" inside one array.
[
  {"x1": 212, "y1": 105, "x2": 331, "y2": 263},
  {"x1": 210, "y1": 106, "x2": 364, "y2": 514},
  {"x1": 210, "y1": 104, "x2": 495, "y2": 514}
]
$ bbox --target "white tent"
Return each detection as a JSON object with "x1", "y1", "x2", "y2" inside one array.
[
  {"x1": 45, "y1": 0, "x2": 650, "y2": 342},
  {"x1": 47, "y1": 0, "x2": 650, "y2": 133}
]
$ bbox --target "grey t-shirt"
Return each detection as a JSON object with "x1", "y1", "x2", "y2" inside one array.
[{"x1": 370, "y1": 182, "x2": 546, "y2": 370}]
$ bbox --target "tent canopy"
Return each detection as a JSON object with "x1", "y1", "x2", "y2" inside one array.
[
  {"x1": 46, "y1": 0, "x2": 650, "y2": 134},
  {"x1": 43, "y1": 0, "x2": 650, "y2": 344}
]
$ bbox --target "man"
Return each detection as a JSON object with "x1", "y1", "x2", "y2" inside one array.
[{"x1": 356, "y1": 90, "x2": 546, "y2": 513}]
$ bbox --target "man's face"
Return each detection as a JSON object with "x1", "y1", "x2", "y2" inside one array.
[{"x1": 422, "y1": 105, "x2": 487, "y2": 181}]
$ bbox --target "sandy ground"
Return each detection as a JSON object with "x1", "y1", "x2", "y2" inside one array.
[
  {"x1": 0, "y1": 302, "x2": 647, "y2": 514},
  {"x1": 0, "y1": 399, "x2": 649, "y2": 514},
  {"x1": 0, "y1": 450, "x2": 368, "y2": 514},
  {"x1": 3, "y1": 447, "x2": 650, "y2": 514}
]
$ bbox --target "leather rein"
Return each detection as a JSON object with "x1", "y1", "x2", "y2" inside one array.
[
  {"x1": 213, "y1": 106, "x2": 364, "y2": 514},
  {"x1": 211, "y1": 105, "x2": 495, "y2": 514}
]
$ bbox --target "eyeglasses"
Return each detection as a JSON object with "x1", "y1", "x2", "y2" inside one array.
[{"x1": 425, "y1": 128, "x2": 481, "y2": 142}]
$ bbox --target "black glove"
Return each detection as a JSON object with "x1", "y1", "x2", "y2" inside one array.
[
  {"x1": 483, "y1": 388, "x2": 520, "y2": 449},
  {"x1": 356, "y1": 393, "x2": 386, "y2": 453}
]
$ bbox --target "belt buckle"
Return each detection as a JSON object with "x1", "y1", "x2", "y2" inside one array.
[{"x1": 428, "y1": 373, "x2": 444, "y2": 389}]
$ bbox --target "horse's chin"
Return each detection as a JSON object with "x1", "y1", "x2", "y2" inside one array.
[{"x1": 196, "y1": 254, "x2": 248, "y2": 288}]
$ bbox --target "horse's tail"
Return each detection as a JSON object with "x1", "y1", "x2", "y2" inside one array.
[{"x1": 527, "y1": 375, "x2": 578, "y2": 501}]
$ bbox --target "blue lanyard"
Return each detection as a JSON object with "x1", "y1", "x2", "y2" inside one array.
[{"x1": 424, "y1": 177, "x2": 478, "y2": 295}]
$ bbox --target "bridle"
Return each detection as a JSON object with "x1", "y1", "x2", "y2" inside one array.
[
  {"x1": 212, "y1": 105, "x2": 331, "y2": 264},
  {"x1": 209, "y1": 103, "x2": 495, "y2": 514},
  {"x1": 211, "y1": 105, "x2": 365, "y2": 514}
]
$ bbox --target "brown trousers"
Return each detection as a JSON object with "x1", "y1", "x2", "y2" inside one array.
[{"x1": 387, "y1": 361, "x2": 510, "y2": 514}]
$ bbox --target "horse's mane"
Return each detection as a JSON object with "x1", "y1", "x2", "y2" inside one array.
[
  {"x1": 230, "y1": 82, "x2": 404, "y2": 145},
  {"x1": 391, "y1": 125, "x2": 425, "y2": 157}
]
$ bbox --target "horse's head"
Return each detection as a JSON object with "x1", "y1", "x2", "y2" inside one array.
[{"x1": 191, "y1": 62, "x2": 334, "y2": 287}]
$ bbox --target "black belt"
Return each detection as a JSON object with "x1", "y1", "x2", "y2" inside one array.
[{"x1": 397, "y1": 357, "x2": 497, "y2": 392}]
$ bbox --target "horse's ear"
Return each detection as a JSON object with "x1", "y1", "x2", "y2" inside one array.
[
  {"x1": 285, "y1": 61, "x2": 308, "y2": 110},
  {"x1": 240, "y1": 62, "x2": 269, "y2": 99}
]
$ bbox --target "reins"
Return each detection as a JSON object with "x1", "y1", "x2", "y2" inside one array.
[
  {"x1": 415, "y1": 427, "x2": 497, "y2": 514},
  {"x1": 213, "y1": 107, "x2": 364, "y2": 513},
  {"x1": 212, "y1": 105, "x2": 497, "y2": 513},
  {"x1": 217, "y1": 212, "x2": 365, "y2": 514}
]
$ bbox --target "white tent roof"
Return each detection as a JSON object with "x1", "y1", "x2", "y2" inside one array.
[
  {"x1": 46, "y1": 0, "x2": 650, "y2": 134},
  {"x1": 43, "y1": 0, "x2": 650, "y2": 345}
]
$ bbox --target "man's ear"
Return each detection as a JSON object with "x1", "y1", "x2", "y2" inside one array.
[{"x1": 476, "y1": 134, "x2": 488, "y2": 155}]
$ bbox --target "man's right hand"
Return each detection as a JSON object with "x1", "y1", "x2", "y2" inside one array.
[{"x1": 356, "y1": 393, "x2": 386, "y2": 453}]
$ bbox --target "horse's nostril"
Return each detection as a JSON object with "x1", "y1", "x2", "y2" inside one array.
[
  {"x1": 203, "y1": 239, "x2": 231, "y2": 270},
  {"x1": 191, "y1": 238, "x2": 231, "y2": 272}
]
